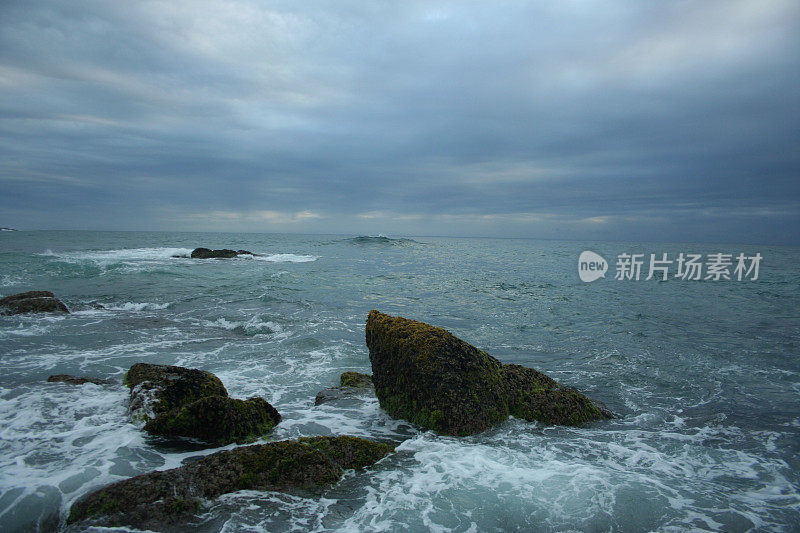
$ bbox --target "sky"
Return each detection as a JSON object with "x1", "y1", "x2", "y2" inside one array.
[{"x1": 0, "y1": 0, "x2": 798, "y2": 244}]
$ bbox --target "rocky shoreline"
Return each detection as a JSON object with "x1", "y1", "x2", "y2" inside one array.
[{"x1": 4, "y1": 290, "x2": 612, "y2": 529}]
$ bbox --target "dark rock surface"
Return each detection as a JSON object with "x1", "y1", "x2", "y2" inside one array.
[
  {"x1": 190, "y1": 248, "x2": 256, "y2": 259},
  {"x1": 366, "y1": 310, "x2": 611, "y2": 435},
  {"x1": 67, "y1": 436, "x2": 394, "y2": 530},
  {"x1": 314, "y1": 372, "x2": 374, "y2": 406},
  {"x1": 47, "y1": 374, "x2": 113, "y2": 386},
  {"x1": 144, "y1": 396, "x2": 281, "y2": 446},
  {"x1": 0, "y1": 291, "x2": 69, "y2": 315}
]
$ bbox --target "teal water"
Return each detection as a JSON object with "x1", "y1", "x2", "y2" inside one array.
[{"x1": 0, "y1": 231, "x2": 798, "y2": 532}]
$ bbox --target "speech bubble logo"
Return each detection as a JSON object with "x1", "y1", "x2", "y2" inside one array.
[{"x1": 578, "y1": 251, "x2": 608, "y2": 282}]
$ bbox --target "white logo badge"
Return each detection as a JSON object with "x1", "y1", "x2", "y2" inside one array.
[{"x1": 578, "y1": 251, "x2": 607, "y2": 282}]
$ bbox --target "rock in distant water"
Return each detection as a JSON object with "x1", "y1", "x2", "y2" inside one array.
[
  {"x1": 47, "y1": 374, "x2": 113, "y2": 386},
  {"x1": 190, "y1": 247, "x2": 256, "y2": 259},
  {"x1": 0, "y1": 291, "x2": 69, "y2": 315},
  {"x1": 314, "y1": 372, "x2": 374, "y2": 406},
  {"x1": 67, "y1": 436, "x2": 394, "y2": 530},
  {"x1": 124, "y1": 363, "x2": 280, "y2": 445},
  {"x1": 366, "y1": 310, "x2": 611, "y2": 436}
]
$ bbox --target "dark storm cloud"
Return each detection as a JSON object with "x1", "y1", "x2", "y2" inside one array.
[{"x1": 0, "y1": 0, "x2": 798, "y2": 243}]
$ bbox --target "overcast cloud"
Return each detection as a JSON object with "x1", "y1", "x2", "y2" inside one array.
[{"x1": 1, "y1": 0, "x2": 798, "y2": 243}]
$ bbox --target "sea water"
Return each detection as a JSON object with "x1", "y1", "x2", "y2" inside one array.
[{"x1": 0, "y1": 231, "x2": 798, "y2": 532}]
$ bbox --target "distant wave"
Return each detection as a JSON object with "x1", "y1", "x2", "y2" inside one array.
[
  {"x1": 343, "y1": 235, "x2": 423, "y2": 246},
  {"x1": 251, "y1": 254, "x2": 317, "y2": 263},
  {"x1": 40, "y1": 248, "x2": 317, "y2": 264},
  {"x1": 42, "y1": 247, "x2": 193, "y2": 263}
]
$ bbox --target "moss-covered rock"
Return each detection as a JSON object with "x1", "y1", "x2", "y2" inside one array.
[
  {"x1": 315, "y1": 372, "x2": 374, "y2": 406},
  {"x1": 67, "y1": 436, "x2": 394, "y2": 530},
  {"x1": 124, "y1": 363, "x2": 280, "y2": 446},
  {"x1": 340, "y1": 371, "x2": 373, "y2": 388},
  {"x1": 144, "y1": 396, "x2": 281, "y2": 445},
  {"x1": 366, "y1": 310, "x2": 508, "y2": 436},
  {"x1": 47, "y1": 374, "x2": 113, "y2": 386},
  {"x1": 0, "y1": 291, "x2": 69, "y2": 315},
  {"x1": 125, "y1": 363, "x2": 228, "y2": 418},
  {"x1": 366, "y1": 311, "x2": 611, "y2": 435}
]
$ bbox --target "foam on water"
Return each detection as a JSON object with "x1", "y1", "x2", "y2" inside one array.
[
  {"x1": 42, "y1": 247, "x2": 194, "y2": 263},
  {"x1": 252, "y1": 254, "x2": 318, "y2": 263}
]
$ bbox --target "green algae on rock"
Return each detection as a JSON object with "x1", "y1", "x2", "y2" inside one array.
[
  {"x1": 125, "y1": 363, "x2": 228, "y2": 418},
  {"x1": 315, "y1": 372, "x2": 374, "y2": 406},
  {"x1": 124, "y1": 363, "x2": 280, "y2": 446},
  {"x1": 144, "y1": 395, "x2": 281, "y2": 446},
  {"x1": 366, "y1": 310, "x2": 611, "y2": 435},
  {"x1": 67, "y1": 436, "x2": 394, "y2": 531},
  {"x1": 340, "y1": 371, "x2": 373, "y2": 388}
]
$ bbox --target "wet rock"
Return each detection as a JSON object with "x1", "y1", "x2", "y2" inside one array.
[
  {"x1": 366, "y1": 310, "x2": 611, "y2": 436},
  {"x1": 124, "y1": 363, "x2": 280, "y2": 446},
  {"x1": 144, "y1": 396, "x2": 281, "y2": 446},
  {"x1": 340, "y1": 372, "x2": 373, "y2": 388},
  {"x1": 47, "y1": 374, "x2": 113, "y2": 386},
  {"x1": 314, "y1": 372, "x2": 374, "y2": 406},
  {"x1": 67, "y1": 436, "x2": 394, "y2": 531},
  {"x1": 125, "y1": 363, "x2": 228, "y2": 418},
  {"x1": 0, "y1": 291, "x2": 69, "y2": 315},
  {"x1": 190, "y1": 248, "x2": 256, "y2": 259}
]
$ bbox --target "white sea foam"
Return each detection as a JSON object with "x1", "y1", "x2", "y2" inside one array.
[
  {"x1": 42, "y1": 247, "x2": 193, "y2": 263},
  {"x1": 252, "y1": 253, "x2": 317, "y2": 263},
  {"x1": 105, "y1": 302, "x2": 172, "y2": 312}
]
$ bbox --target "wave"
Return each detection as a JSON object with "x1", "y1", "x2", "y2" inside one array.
[
  {"x1": 343, "y1": 235, "x2": 423, "y2": 246},
  {"x1": 104, "y1": 302, "x2": 171, "y2": 312},
  {"x1": 42, "y1": 247, "x2": 193, "y2": 263},
  {"x1": 252, "y1": 254, "x2": 317, "y2": 263},
  {"x1": 206, "y1": 316, "x2": 289, "y2": 338}
]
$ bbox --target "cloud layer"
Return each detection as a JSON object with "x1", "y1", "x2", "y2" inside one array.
[{"x1": 1, "y1": 0, "x2": 798, "y2": 243}]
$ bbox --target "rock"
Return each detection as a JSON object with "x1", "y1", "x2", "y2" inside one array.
[
  {"x1": 125, "y1": 363, "x2": 228, "y2": 418},
  {"x1": 0, "y1": 291, "x2": 69, "y2": 315},
  {"x1": 67, "y1": 436, "x2": 394, "y2": 530},
  {"x1": 190, "y1": 248, "x2": 256, "y2": 259},
  {"x1": 314, "y1": 372, "x2": 374, "y2": 406},
  {"x1": 144, "y1": 396, "x2": 281, "y2": 445},
  {"x1": 340, "y1": 372, "x2": 373, "y2": 388},
  {"x1": 124, "y1": 363, "x2": 280, "y2": 446},
  {"x1": 366, "y1": 310, "x2": 610, "y2": 436},
  {"x1": 47, "y1": 374, "x2": 113, "y2": 386}
]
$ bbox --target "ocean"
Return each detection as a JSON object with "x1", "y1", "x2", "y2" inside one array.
[{"x1": 0, "y1": 231, "x2": 798, "y2": 532}]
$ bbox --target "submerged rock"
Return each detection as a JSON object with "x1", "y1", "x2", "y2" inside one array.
[
  {"x1": 190, "y1": 248, "x2": 256, "y2": 259},
  {"x1": 366, "y1": 310, "x2": 610, "y2": 436},
  {"x1": 124, "y1": 363, "x2": 280, "y2": 445},
  {"x1": 0, "y1": 291, "x2": 69, "y2": 315},
  {"x1": 67, "y1": 436, "x2": 394, "y2": 530},
  {"x1": 47, "y1": 374, "x2": 113, "y2": 386},
  {"x1": 314, "y1": 372, "x2": 374, "y2": 406}
]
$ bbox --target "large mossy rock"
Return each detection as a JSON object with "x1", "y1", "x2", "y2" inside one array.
[
  {"x1": 0, "y1": 291, "x2": 69, "y2": 315},
  {"x1": 67, "y1": 436, "x2": 394, "y2": 530},
  {"x1": 366, "y1": 310, "x2": 610, "y2": 435},
  {"x1": 124, "y1": 363, "x2": 280, "y2": 445}
]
